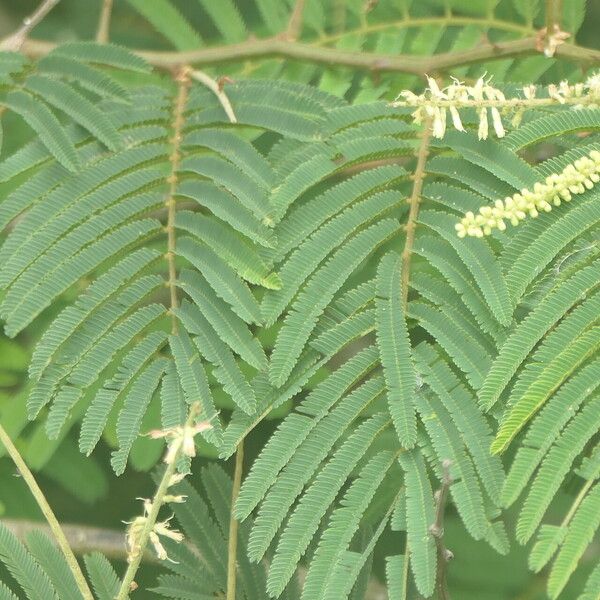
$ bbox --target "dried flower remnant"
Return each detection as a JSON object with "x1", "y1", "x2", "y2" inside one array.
[
  {"x1": 125, "y1": 492, "x2": 189, "y2": 563},
  {"x1": 148, "y1": 419, "x2": 214, "y2": 464},
  {"x1": 126, "y1": 513, "x2": 184, "y2": 563},
  {"x1": 535, "y1": 24, "x2": 571, "y2": 58},
  {"x1": 455, "y1": 150, "x2": 600, "y2": 237}
]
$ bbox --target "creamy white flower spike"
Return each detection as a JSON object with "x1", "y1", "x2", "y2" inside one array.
[{"x1": 455, "y1": 150, "x2": 600, "y2": 237}]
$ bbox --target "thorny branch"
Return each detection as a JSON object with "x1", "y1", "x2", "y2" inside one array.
[{"x1": 21, "y1": 35, "x2": 600, "y2": 74}]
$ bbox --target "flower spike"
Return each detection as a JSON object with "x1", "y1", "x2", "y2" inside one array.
[{"x1": 456, "y1": 150, "x2": 600, "y2": 237}]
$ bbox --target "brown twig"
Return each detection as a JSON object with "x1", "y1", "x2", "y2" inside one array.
[
  {"x1": 96, "y1": 0, "x2": 113, "y2": 44},
  {"x1": 21, "y1": 35, "x2": 600, "y2": 73},
  {"x1": 284, "y1": 0, "x2": 306, "y2": 41},
  {"x1": 401, "y1": 114, "x2": 432, "y2": 308},
  {"x1": 430, "y1": 459, "x2": 454, "y2": 600},
  {"x1": 0, "y1": 0, "x2": 61, "y2": 51}
]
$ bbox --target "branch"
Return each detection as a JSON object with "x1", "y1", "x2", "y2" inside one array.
[
  {"x1": 0, "y1": 0, "x2": 61, "y2": 51},
  {"x1": 96, "y1": 0, "x2": 113, "y2": 44},
  {"x1": 0, "y1": 424, "x2": 94, "y2": 600},
  {"x1": 21, "y1": 35, "x2": 600, "y2": 73},
  {"x1": 430, "y1": 460, "x2": 454, "y2": 600}
]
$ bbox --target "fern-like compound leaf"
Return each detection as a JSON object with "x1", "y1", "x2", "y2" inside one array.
[{"x1": 375, "y1": 251, "x2": 417, "y2": 448}]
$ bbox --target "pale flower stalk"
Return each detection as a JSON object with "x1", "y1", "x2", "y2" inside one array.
[{"x1": 393, "y1": 74, "x2": 600, "y2": 140}]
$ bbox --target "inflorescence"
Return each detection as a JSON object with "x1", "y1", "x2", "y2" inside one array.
[
  {"x1": 124, "y1": 407, "x2": 214, "y2": 563},
  {"x1": 394, "y1": 73, "x2": 600, "y2": 140},
  {"x1": 455, "y1": 150, "x2": 600, "y2": 237}
]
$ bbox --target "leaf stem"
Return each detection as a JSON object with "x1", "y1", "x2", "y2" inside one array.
[
  {"x1": 165, "y1": 65, "x2": 192, "y2": 335},
  {"x1": 226, "y1": 439, "x2": 245, "y2": 600},
  {"x1": 284, "y1": 0, "x2": 306, "y2": 41},
  {"x1": 401, "y1": 114, "x2": 432, "y2": 308},
  {"x1": 96, "y1": 0, "x2": 113, "y2": 43},
  {"x1": 0, "y1": 423, "x2": 94, "y2": 600}
]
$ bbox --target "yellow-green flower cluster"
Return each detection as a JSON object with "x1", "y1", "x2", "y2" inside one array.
[{"x1": 455, "y1": 150, "x2": 600, "y2": 237}]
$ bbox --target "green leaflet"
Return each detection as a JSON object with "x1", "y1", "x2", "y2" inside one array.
[
  {"x1": 266, "y1": 418, "x2": 392, "y2": 596},
  {"x1": 194, "y1": 0, "x2": 246, "y2": 42},
  {"x1": 178, "y1": 269, "x2": 266, "y2": 370},
  {"x1": 25, "y1": 75, "x2": 122, "y2": 151},
  {"x1": 385, "y1": 555, "x2": 409, "y2": 600},
  {"x1": 480, "y1": 260, "x2": 600, "y2": 409},
  {"x1": 492, "y1": 326, "x2": 600, "y2": 454},
  {"x1": 263, "y1": 190, "x2": 398, "y2": 325},
  {"x1": 505, "y1": 109, "x2": 600, "y2": 150},
  {"x1": 375, "y1": 252, "x2": 417, "y2": 448},
  {"x1": 418, "y1": 210, "x2": 512, "y2": 326},
  {"x1": 25, "y1": 532, "x2": 81, "y2": 600},
  {"x1": 178, "y1": 237, "x2": 262, "y2": 325},
  {"x1": 548, "y1": 482, "x2": 600, "y2": 599},
  {"x1": 398, "y1": 450, "x2": 437, "y2": 598},
  {"x1": 409, "y1": 301, "x2": 491, "y2": 389},
  {"x1": 110, "y1": 357, "x2": 167, "y2": 474},
  {"x1": 169, "y1": 330, "x2": 222, "y2": 445},
  {"x1": 300, "y1": 452, "x2": 397, "y2": 600},
  {"x1": 269, "y1": 218, "x2": 400, "y2": 387},
  {"x1": 176, "y1": 300, "x2": 257, "y2": 415},
  {"x1": 441, "y1": 130, "x2": 538, "y2": 189},
  {"x1": 79, "y1": 331, "x2": 168, "y2": 455},
  {"x1": 83, "y1": 554, "x2": 120, "y2": 600},
  {"x1": 125, "y1": 0, "x2": 203, "y2": 49},
  {"x1": 515, "y1": 394, "x2": 600, "y2": 544},
  {"x1": 415, "y1": 343, "x2": 505, "y2": 500},
  {"x1": 0, "y1": 523, "x2": 58, "y2": 600},
  {"x1": 505, "y1": 192, "x2": 600, "y2": 304},
  {"x1": 3, "y1": 90, "x2": 78, "y2": 172}
]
